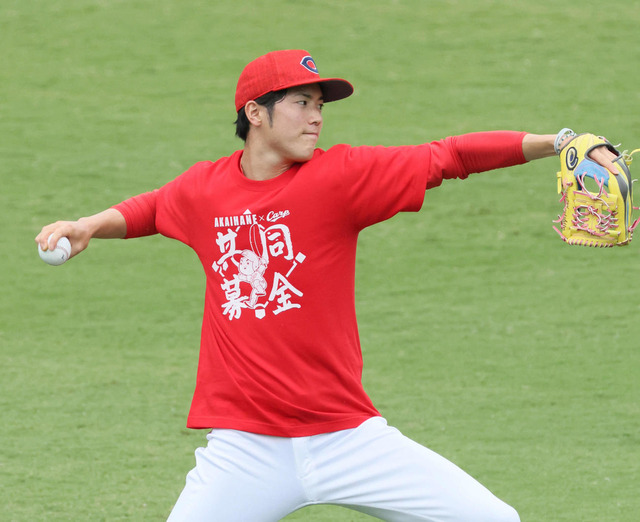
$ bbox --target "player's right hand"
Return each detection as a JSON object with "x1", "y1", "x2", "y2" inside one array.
[{"x1": 35, "y1": 220, "x2": 92, "y2": 259}]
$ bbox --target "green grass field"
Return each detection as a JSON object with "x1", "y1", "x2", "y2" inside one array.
[{"x1": 2, "y1": 0, "x2": 639, "y2": 520}]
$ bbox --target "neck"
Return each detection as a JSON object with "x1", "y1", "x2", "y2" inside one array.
[{"x1": 240, "y1": 142, "x2": 294, "y2": 181}]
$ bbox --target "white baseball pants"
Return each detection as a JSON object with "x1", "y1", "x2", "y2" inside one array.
[{"x1": 167, "y1": 417, "x2": 520, "y2": 522}]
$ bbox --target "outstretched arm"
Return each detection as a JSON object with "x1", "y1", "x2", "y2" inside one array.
[
  {"x1": 522, "y1": 132, "x2": 619, "y2": 174},
  {"x1": 521, "y1": 133, "x2": 556, "y2": 161},
  {"x1": 35, "y1": 208, "x2": 127, "y2": 259}
]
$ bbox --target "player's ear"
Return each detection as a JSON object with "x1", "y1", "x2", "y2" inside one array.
[{"x1": 244, "y1": 101, "x2": 263, "y2": 127}]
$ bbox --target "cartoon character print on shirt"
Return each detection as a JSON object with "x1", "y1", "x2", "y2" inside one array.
[{"x1": 211, "y1": 209, "x2": 306, "y2": 320}]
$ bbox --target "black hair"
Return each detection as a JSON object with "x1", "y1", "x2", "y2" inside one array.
[{"x1": 234, "y1": 89, "x2": 288, "y2": 141}]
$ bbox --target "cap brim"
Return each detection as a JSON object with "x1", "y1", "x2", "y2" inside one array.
[
  {"x1": 317, "y1": 78, "x2": 354, "y2": 103},
  {"x1": 237, "y1": 78, "x2": 354, "y2": 111},
  {"x1": 279, "y1": 77, "x2": 354, "y2": 103}
]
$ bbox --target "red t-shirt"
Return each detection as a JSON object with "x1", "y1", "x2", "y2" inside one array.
[{"x1": 113, "y1": 132, "x2": 526, "y2": 436}]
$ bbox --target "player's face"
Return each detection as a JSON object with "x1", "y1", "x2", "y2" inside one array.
[{"x1": 264, "y1": 84, "x2": 324, "y2": 163}]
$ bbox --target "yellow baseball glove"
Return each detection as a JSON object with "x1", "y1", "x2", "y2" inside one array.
[{"x1": 554, "y1": 133, "x2": 640, "y2": 247}]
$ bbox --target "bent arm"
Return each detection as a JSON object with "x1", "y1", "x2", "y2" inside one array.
[{"x1": 35, "y1": 208, "x2": 127, "y2": 259}]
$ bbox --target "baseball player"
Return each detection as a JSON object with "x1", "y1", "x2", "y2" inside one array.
[{"x1": 36, "y1": 50, "x2": 618, "y2": 521}]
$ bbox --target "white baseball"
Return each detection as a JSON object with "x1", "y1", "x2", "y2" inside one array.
[{"x1": 38, "y1": 234, "x2": 72, "y2": 266}]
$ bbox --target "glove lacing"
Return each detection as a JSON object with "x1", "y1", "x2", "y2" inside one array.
[
  {"x1": 623, "y1": 148, "x2": 640, "y2": 234},
  {"x1": 553, "y1": 148, "x2": 640, "y2": 246}
]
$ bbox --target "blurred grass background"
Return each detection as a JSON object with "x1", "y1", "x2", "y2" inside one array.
[{"x1": 2, "y1": 0, "x2": 639, "y2": 520}]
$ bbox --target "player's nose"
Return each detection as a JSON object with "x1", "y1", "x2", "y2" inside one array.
[{"x1": 310, "y1": 108, "x2": 322, "y2": 126}]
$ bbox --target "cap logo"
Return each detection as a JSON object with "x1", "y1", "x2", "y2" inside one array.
[{"x1": 300, "y1": 56, "x2": 319, "y2": 75}]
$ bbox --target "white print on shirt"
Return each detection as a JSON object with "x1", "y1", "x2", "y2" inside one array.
[{"x1": 211, "y1": 209, "x2": 306, "y2": 320}]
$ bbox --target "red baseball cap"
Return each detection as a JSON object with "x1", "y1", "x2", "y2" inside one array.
[{"x1": 234, "y1": 49, "x2": 354, "y2": 112}]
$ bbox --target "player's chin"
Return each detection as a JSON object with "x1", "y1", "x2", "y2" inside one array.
[
  {"x1": 293, "y1": 146, "x2": 316, "y2": 163},
  {"x1": 302, "y1": 133, "x2": 319, "y2": 150}
]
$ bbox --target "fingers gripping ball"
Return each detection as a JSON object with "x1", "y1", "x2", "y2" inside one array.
[
  {"x1": 553, "y1": 134, "x2": 640, "y2": 247},
  {"x1": 38, "y1": 235, "x2": 71, "y2": 265}
]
